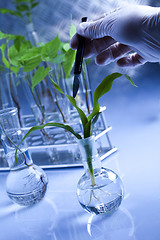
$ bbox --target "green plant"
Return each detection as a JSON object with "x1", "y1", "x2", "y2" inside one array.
[
  {"x1": 0, "y1": 5, "x2": 136, "y2": 185},
  {"x1": 15, "y1": 71, "x2": 136, "y2": 185},
  {"x1": 0, "y1": 0, "x2": 39, "y2": 24},
  {"x1": 0, "y1": 22, "x2": 87, "y2": 125},
  {"x1": 0, "y1": 23, "x2": 77, "y2": 123},
  {"x1": 0, "y1": 0, "x2": 91, "y2": 117},
  {"x1": 0, "y1": 0, "x2": 79, "y2": 125}
]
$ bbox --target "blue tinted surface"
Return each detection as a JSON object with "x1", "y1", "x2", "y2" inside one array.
[{"x1": 0, "y1": 62, "x2": 160, "y2": 239}]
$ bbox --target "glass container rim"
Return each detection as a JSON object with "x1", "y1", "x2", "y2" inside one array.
[
  {"x1": 77, "y1": 135, "x2": 95, "y2": 144},
  {"x1": 0, "y1": 107, "x2": 18, "y2": 118}
]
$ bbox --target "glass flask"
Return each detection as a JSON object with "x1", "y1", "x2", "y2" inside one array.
[
  {"x1": 0, "y1": 107, "x2": 48, "y2": 206},
  {"x1": 77, "y1": 136, "x2": 124, "y2": 215}
]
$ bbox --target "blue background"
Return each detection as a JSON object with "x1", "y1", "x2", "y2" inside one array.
[{"x1": 0, "y1": 0, "x2": 160, "y2": 239}]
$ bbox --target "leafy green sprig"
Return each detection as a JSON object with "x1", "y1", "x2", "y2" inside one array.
[
  {"x1": 0, "y1": 29, "x2": 76, "y2": 79},
  {"x1": 0, "y1": 22, "x2": 77, "y2": 125},
  {"x1": 0, "y1": 0, "x2": 77, "y2": 78},
  {"x1": 15, "y1": 72, "x2": 136, "y2": 181},
  {"x1": 0, "y1": 0, "x2": 39, "y2": 24}
]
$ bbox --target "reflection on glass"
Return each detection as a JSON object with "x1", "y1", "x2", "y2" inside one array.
[
  {"x1": 15, "y1": 198, "x2": 58, "y2": 240},
  {"x1": 87, "y1": 207, "x2": 136, "y2": 240}
]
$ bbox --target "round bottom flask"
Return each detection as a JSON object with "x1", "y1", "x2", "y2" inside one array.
[
  {"x1": 6, "y1": 160, "x2": 48, "y2": 206},
  {"x1": 0, "y1": 107, "x2": 48, "y2": 206},
  {"x1": 77, "y1": 136, "x2": 124, "y2": 215}
]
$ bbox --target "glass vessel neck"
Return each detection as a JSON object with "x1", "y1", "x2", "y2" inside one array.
[
  {"x1": 26, "y1": 22, "x2": 39, "y2": 47},
  {"x1": 0, "y1": 107, "x2": 33, "y2": 170},
  {"x1": 77, "y1": 136, "x2": 101, "y2": 174}
]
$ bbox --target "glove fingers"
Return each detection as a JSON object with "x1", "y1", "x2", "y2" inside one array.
[
  {"x1": 70, "y1": 34, "x2": 116, "y2": 58},
  {"x1": 70, "y1": 33, "x2": 79, "y2": 50},
  {"x1": 96, "y1": 43, "x2": 130, "y2": 65},
  {"x1": 84, "y1": 36, "x2": 116, "y2": 58},
  {"x1": 117, "y1": 53, "x2": 146, "y2": 67}
]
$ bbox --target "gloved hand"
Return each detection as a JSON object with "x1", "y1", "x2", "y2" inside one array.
[{"x1": 70, "y1": 5, "x2": 160, "y2": 67}]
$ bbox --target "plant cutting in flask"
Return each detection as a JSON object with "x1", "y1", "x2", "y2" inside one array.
[
  {"x1": 15, "y1": 70, "x2": 136, "y2": 214},
  {"x1": 0, "y1": 107, "x2": 48, "y2": 206}
]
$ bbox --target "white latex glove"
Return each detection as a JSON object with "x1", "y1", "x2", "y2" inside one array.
[{"x1": 70, "y1": 5, "x2": 160, "y2": 67}]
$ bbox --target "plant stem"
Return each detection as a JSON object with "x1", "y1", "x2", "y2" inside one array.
[
  {"x1": 54, "y1": 92, "x2": 66, "y2": 123},
  {"x1": 48, "y1": 72, "x2": 66, "y2": 123},
  {"x1": 0, "y1": 122, "x2": 31, "y2": 166},
  {"x1": 30, "y1": 85, "x2": 52, "y2": 140},
  {"x1": 6, "y1": 39, "x2": 22, "y2": 126},
  {"x1": 87, "y1": 156, "x2": 96, "y2": 186},
  {"x1": 84, "y1": 143, "x2": 96, "y2": 186},
  {"x1": 43, "y1": 76, "x2": 66, "y2": 123},
  {"x1": 26, "y1": 77, "x2": 45, "y2": 123},
  {"x1": 25, "y1": 77, "x2": 52, "y2": 140},
  {"x1": 82, "y1": 62, "x2": 90, "y2": 114}
]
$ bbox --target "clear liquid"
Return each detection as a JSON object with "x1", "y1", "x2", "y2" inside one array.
[
  {"x1": 80, "y1": 195, "x2": 122, "y2": 215},
  {"x1": 7, "y1": 186, "x2": 47, "y2": 206},
  {"x1": 77, "y1": 168, "x2": 124, "y2": 215},
  {"x1": 6, "y1": 164, "x2": 48, "y2": 206}
]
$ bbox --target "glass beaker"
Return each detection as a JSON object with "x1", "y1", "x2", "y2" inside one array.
[{"x1": 0, "y1": 107, "x2": 48, "y2": 206}]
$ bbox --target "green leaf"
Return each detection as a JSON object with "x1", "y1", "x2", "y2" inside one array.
[
  {"x1": 16, "y1": 4, "x2": 29, "y2": 11},
  {"x1": 88, "y1": 72, "x2": 123, "y2": 121},
  {"x1": 12, "y1": 38, "x2": 41, "y2": 70},
  {"x1": 0, "y1": 44, "x2": 10, "y2": 68},
  {"x1": 23, "y1": 56, "x2": 41, "y2": 72},
  {"x1": 26, "y1": 123, "x2": 82, "y2": 140},
  {"x1": 0, "y1": 31, "x2": 9, "y2": 40},
  {"x1": 66, "y1": 95, "x2": 88, "y2": 128},
  {"x1": 15, "y1": 122, "x2": 82, "y2": 161},
  {"x1": 0, "y1": 30, "x2": 15, "y2": 40},
  {"x1": 31, "y1": 2, "x2": 39, "y2": 8},
  {"x1": 0, "y1": 8, "x2": 22, "y2": 17},
  {"x1": 37, "y1": 42, "x2": 45, "y2": 47},
  {"x1": 8, "y1": 45, "x2": 19, "y2": 66},
  {"x1": 124, "y1": 74, "x2": 137, "y2": 87},
  {"x1": 11, "y1": 66, "x2": 19, "y2": 75},
  {"x1": 70, "y1": 22, "x2": 76, "y2": 39},
  {"x1": 52, "y1": 53, "x2": 65, "y2": 64},
  {"x1": 49, "y1": 75, "x2": 88, "y2": 129},
  {"x1": 62, "y1": 48, "x2": 76, "y2": 78},
  {"x1": 41, "y1": 35, "x2": 61, "y2": 60},
  {"x1": 20, "y1": 47, "x2": 42, "y2": 61},
  {"x1": 62, "y1": 43, "x2": 70, "y2": 52},
  {"x1": 59, "y1": 41, "x2": 66, "y2": 52},
  {"x1": 0, "y1": 8, "x2": 11, "y2": 14},
  {"x1": 49, "y1": 75, "x2": 64, "y2": 94},
  {"x1": 85, "y1": 58, "x2": 91, "y2": 65},
  {"x1": 83, "y1": 120, "x2": 91, "y2": 138},
  {"x1": 9, "y1": 43, "x2": 29, "y2": 68},
  {"x1": 14, "y1": 35, "x2": 24, "y2": 51},
  {"x1": 91, "y1": 112, "x2": 101, "y2": 128},
  {"x1": 32, "y1": 66, "x2": 50, "y2": 89}
]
